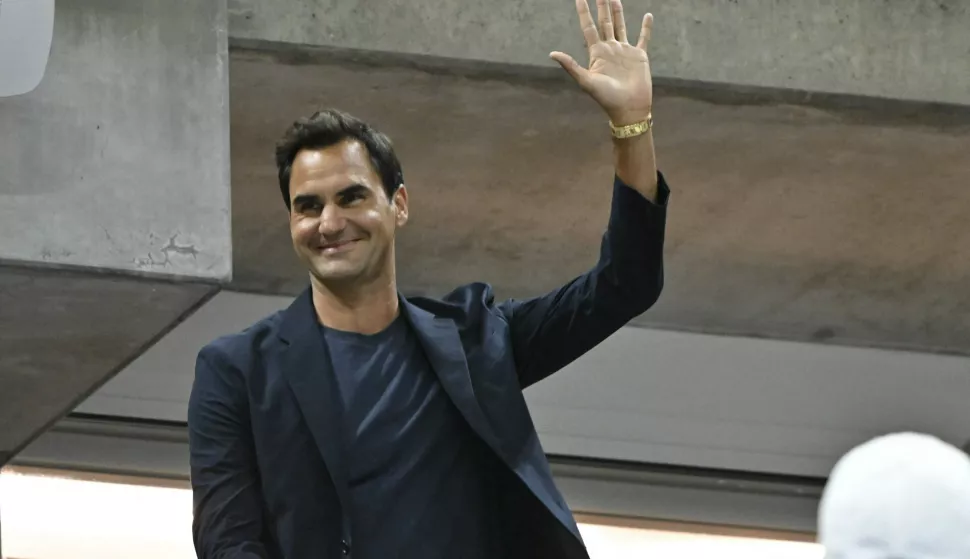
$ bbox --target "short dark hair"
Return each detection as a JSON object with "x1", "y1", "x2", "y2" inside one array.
[{"x1": 274, "y1": 109, "x2": 404, "y2": 209}]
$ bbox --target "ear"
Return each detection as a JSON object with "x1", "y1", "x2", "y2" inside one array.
[{"x1": 392, "y1": 185, "x2": 409, "y2": 227}]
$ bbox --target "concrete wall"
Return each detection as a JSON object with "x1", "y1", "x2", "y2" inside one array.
[
  {"x1": 227, "y1": 50, "x2": 970, "y2": 355},
  {"x1": 0, "y1": 0, "x2": 231, "y2": 279},
  {"x1": 228, "y1": 0, "x2": 970, "y2": 105},
  {"x1": 77, "y1": 290, "x2": 970, "y2": 480}
]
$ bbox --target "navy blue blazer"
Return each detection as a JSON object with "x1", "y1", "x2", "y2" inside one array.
[{"x1": 188, "y1": 174, "x2": 669, "y2": 559}]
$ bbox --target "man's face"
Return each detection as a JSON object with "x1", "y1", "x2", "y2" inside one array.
[{"x1": 288, "y1": 139, "x2": 408, "y2": 286}]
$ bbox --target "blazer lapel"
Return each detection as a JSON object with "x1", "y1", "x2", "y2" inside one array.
[
  {"x1": 400, "y1": 299, "x2": 505, "y2": 459},
  {"x1": 277, "y1": 288, "x2": 351, "y2": 503}
]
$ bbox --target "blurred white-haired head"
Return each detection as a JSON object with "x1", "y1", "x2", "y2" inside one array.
[{"x1": 818, "y1": 432, "x2": 970, "y2": 559}]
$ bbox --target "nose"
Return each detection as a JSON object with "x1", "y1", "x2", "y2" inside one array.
[{"x1": 318, "y1": 203, "x2": 346, "y2": 236}]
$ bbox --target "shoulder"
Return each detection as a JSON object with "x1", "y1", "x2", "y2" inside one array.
[
  {"x1": 405, "y1": 282, "x2": 506, "y2": 326},
  {"x1": 195, "y1": 310, "x2": 285, "y2": 383}
]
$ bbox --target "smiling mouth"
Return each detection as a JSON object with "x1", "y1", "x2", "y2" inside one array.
[{"x1": 318, "y1": 239, "x2": 360, "y2": 254}]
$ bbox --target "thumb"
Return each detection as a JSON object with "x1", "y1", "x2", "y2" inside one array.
[{"x1": 549, "y1": 51, "x2": 589, "y2": 86}]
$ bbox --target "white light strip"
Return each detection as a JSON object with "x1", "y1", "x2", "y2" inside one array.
[
  {"x1": 0, "y1": 470, "x2": 824, "y2": 559},
  {"x1": 1, "y1": 471, "x2": 195, "y2": 559},
  {"x1": 579, "y1": 524, "x2": 823, "y2": 559}
]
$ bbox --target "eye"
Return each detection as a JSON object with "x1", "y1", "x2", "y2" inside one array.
[
  {"x1": 298, "y1": 201, "x2": 322, "y2": 214},
  {"x1": 341, "y1": 191, "x2": 365, "y2": 205}
]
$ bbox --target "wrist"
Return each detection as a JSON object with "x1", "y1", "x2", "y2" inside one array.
[
  {"x1": 609, "y1": 113, "x2": 653, "y2": 140},
  {"x1": 608, "y1": 109, "x2": 652, "y2": 127},
  {"x1": 612, "y1": 125, "x2": 658, "y2": 202}
]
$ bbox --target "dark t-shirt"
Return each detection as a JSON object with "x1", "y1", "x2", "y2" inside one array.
[{"x1": 322, "y1": 314, "x2": 503, "y2": 558}]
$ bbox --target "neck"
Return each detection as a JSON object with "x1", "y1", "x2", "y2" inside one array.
[{"x1": 310, "y1": 272, "x2": 400, "y2": 334}]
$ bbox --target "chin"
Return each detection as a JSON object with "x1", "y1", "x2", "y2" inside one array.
[{"x1": 311, "y1": 264, "x2": 366, "y2": 283}]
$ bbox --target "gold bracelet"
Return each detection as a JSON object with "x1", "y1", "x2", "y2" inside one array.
[{"x1": 609, "y1": 113, "x2": 653, "y2": 139}]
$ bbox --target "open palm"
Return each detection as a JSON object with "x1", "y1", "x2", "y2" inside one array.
[{"x1": 551, "y1": 0, "x2": 654, "y2": 126}]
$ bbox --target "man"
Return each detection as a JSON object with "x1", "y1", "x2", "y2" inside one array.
[
  {"x1": 189, "y1": 0, "x2": 668, "y2": 557},
  {"x1": 818, "y1": 432, "x2": 970, "y2": 559}
]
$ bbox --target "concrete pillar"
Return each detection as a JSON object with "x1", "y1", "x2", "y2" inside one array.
[{"x1": 0, "y1": 0, "x2": 232, "y2": 280}]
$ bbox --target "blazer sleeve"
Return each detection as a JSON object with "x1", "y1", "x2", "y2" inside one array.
[
  {"x1": 498, "y1": 172, "x2": 669, "y2": 388},
  {"x1": 188, "y1": 346, "x2": 273, "y2": 559}
]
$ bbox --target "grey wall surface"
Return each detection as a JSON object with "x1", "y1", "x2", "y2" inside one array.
[
  {"x1": 0, "y1": 0, "x2": 231, "y2": 279},
  {"x1": 78, "y1": 290, "x2": 970, "y2": 480},
  {"x1": 228, "y1": 0, "x2": 970, "y2": 105}
]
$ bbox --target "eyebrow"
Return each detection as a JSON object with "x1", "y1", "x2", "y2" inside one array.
[{"x1": 336, "y1": 183, "x2": 369, "y2": 199}]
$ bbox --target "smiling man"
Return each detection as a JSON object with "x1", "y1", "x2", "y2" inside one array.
[
  {"x1": 286, "y1": 136, "x2": 406, "y2": 294},
  {"x1": 188, "y1": 1, "x2": 670, "y2": 558}
]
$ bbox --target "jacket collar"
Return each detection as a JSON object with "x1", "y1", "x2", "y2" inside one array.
[
  {"x1": 276, "y1": 288, "x2": 350, "y2": 506},
  {"x1": 397, "y1": 298, "x2": 502, "y2": 455}
]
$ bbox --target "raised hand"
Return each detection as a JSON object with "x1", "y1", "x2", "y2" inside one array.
[{"x1": 550, "y1": 0, "x2": 654, "y2": 126}]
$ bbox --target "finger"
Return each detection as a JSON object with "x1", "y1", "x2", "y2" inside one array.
[
  {"x1": 575, "y1": 0, "x2": 600, "y2": 48},
  {"x1": 550, "y1": 51, "x2": 591, "y2": 88},
  {"x1": 636, "y1": 12, "x2": 653, "y2": 51},
  {"x1": 611, "y1": 0, "x2": 628, "y2": 43},
  {"x1": 596, "y1": 0, "x2": 614, "y2": 41}
]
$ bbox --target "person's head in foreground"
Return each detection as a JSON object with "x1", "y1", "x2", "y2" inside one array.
[{"x1": 818, "y1": 431, "x2": 970, "y2": 559}]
